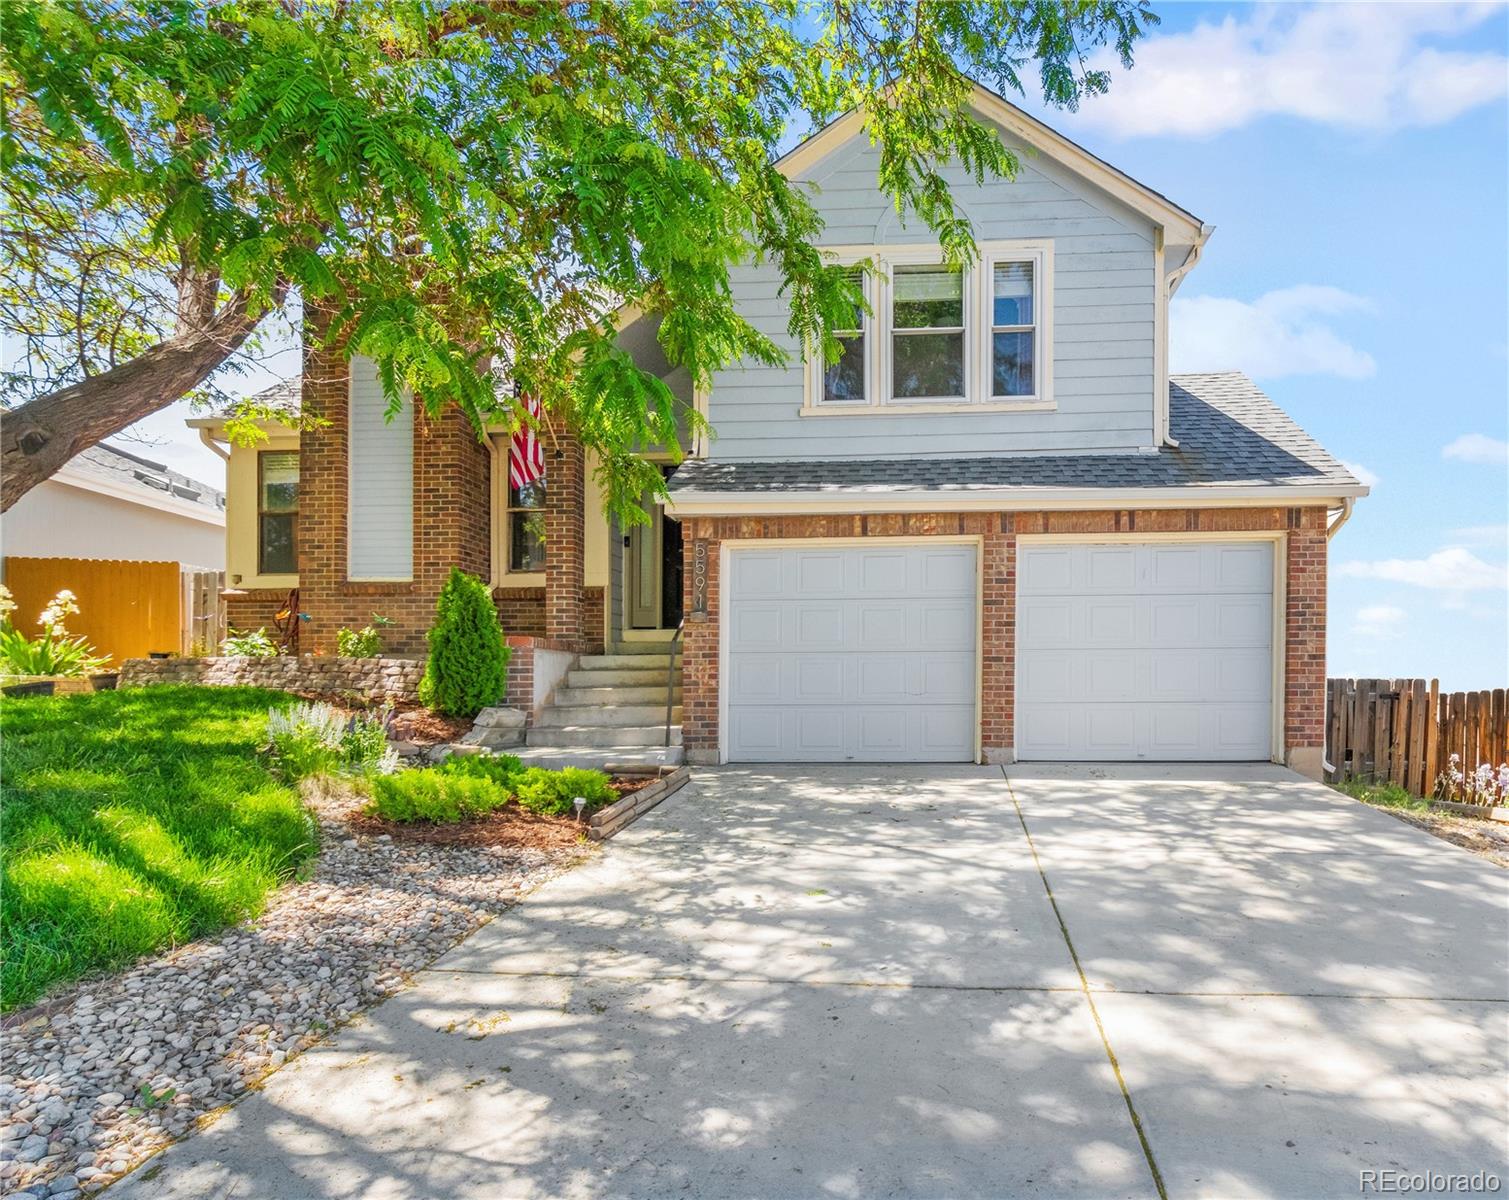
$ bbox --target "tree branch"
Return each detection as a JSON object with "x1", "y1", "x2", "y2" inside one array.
[{"x1": 1, "y1": 283, "x2": 285, "y2": 511}]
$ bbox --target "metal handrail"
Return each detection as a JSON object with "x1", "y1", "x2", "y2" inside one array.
[{"x1": 664, "y1": 618, "x2": 684, "y2": 749}]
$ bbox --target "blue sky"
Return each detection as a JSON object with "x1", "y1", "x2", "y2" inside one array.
[{"x1": 127, "y1": 1, "x2": 1509, "y2": 689}]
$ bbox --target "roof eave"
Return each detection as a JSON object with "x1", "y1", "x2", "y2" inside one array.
[{"x1": 667, "y1": 482, "x2": 1368, "y2": 517}]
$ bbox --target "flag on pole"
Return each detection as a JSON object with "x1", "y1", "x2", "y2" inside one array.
[{"x1": 509, "y1": 393, "x2": 546, "y2": 490}]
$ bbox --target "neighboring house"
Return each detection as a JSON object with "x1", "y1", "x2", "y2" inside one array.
[
  {"x1": 3, "y1": 440, "x2": 225, "y2": 567},
  {"x1": 190, "y1": 83, "x2": 1366, "y2": 777},
  {"x1": 2, "y1": 441, "x2": 227, "y2": 662}
]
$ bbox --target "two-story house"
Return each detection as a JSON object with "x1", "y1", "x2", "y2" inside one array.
[{"x1": 190, "y1": 84, "x2": 1366, "y2": 777}]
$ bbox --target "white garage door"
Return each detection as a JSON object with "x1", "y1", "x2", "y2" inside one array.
[
  {"x1": 725, "y1": 544, "x2": 976, "y2": 762},
  {"x1": 1016, "y1": 541, "x2": 1274, "y2": 761}
]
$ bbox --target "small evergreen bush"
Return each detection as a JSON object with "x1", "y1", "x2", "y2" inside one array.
[
  {"x1": 514, "y1": 766, "x2": 614, "y2": 816},
  {"x1": 419, "y1": 568, "x2": 510, "y2": 716},
  {"x1": 369, "y1": 770, "x2": 510, "y2": 823}
]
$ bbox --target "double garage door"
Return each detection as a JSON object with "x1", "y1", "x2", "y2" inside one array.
[{"x1": 723, "y1": 540, "x2": 1274, "y2": 764}]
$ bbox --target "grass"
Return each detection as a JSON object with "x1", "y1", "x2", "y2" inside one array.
[
  {"x1": 1334, "y1": 777, "x2": 1432, "y2": 811},
  {"x1": 0, "y1": 686, "x2": 318, "y2": 1011}
]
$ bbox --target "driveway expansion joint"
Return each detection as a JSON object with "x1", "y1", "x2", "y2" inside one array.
[{"x1": 1003, "y1": 766, "x2": 1170, "y2": 1200}]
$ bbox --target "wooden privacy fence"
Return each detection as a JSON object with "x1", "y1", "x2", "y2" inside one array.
[
  {"x1": 1326, "y1": 678, "x2": 1509, "y2": 795},
  {"x1": 2, "y1": 557, "x2": 225, "y2": 666}
]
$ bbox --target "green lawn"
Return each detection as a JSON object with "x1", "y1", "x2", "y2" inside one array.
[{"x1": 1, "y1": 686, "x2": 318, "y2": 1010}]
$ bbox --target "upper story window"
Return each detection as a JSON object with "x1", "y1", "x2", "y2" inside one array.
[
  {"x1": 821, "y1": 270, "x2": 869, "y2": 405},
  {"x1": 258, "y1": 450, "x2": 298, "y2": 575},
  {"x1": 808, "y1": 240, "x2": 1052, "y2": 413}
]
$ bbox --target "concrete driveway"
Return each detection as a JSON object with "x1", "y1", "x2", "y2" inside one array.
[{"x1": 115, "y1": 765, "x2": 1508, "y2": 1199}]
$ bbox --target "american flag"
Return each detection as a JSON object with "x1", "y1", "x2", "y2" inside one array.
[{"x1": 509, "y1": 392, "x2": 546, "y2": 489}]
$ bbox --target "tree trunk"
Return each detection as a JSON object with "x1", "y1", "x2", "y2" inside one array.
[{"x1": 1, "y1": 286, "x2": 281, "y2": 512}]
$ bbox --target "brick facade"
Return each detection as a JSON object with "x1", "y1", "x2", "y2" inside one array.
[
  {"x1": 284, "y1": 324, "x2": 599, "y2": 662},
  {"x1": 680, "y1": 506, "x2": 1329, "y2": 775},
  {"x1": 294, "y1": 316, "x2": 490, "y2": 656},
  {"x1": 223, "y1": 588, "x2": 295, "y2": 648}
]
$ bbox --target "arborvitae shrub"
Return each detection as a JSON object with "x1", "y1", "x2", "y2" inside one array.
[{"x1": 418, "y1": 567, "x2": 510, "y2": 716}]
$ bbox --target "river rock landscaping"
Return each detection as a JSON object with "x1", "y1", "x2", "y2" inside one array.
[{"x1": 0, "y1": 775, "x2": 590, "y2": 1199}]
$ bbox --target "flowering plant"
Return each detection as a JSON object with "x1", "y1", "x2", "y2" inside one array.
[
  {"x1": 0, "y1": 584, "x2": 110, "y2": 678},
  {"x1": 1435, "y1": 754, "x2": 1509, "y2": 808}
]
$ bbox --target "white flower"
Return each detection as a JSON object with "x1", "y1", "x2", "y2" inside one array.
[
  {"x1": 38, "y1": 588, "x2": 81, "y2": 635},
  {"x1": 0, "y1": 584, "x2": 14, "y2": 623}
]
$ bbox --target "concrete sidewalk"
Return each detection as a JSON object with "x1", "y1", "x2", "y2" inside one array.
[{"x1": 111, "y1": 764, "x2": 1508, "y2": 1199}]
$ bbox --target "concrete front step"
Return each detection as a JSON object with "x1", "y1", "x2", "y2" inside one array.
[
  {"x1": 566, "y1": 667, "x2": 674, "y2": 688},
  {"x1": 536, "y1": 704, "x2": 683, "y2": 729},
  {"x1": 526, "y1": 724, "x2": 682, "y2": 748},
  {"x1": 577, "y1": 653, "x2": 675, "y2": 671},
  {"x1": 604, "y1": 641, "x2": 680, "y2": 656},
  {"x1": 554, "y1": 684, "x2": 682, "y2": 706}
]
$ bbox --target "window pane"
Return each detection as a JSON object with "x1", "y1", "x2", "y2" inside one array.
[
  {"x1": 509, "y1": 510, "x2": 546, "y2": 571},
  {"x1": 259, "y1": 513, "x2": 296, "y2": 575},
  {"x1": 892, "y1": 331, "x2": 964, "y2": 399},
  {"x1": 893, "y1": 265, "x2": 962, "y2": 329},
  {"x1": 839, "y1": 268, "x2": 865, "y2": 331},
  {"x1": 260, "y1": 451, "x2": 298, "y2": 512},
  {"x1": 992, "y1": 331, "x2": 1035, "y2": 397},
  {"x1": 508, "y1": 480, "x2": 546, "y2": 510},
  {"x1": 822, "y1": 334, "x2": 866, "y2": 403},
  {"x1": 993, "y1": 262, "x2": 1034, "y2": 327}
]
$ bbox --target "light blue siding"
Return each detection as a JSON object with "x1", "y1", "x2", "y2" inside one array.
[{"x1": 706, "y1": 129, "x2": 1160, "y2": 460}]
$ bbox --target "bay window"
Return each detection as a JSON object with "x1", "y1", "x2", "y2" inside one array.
[{"x1": 809, "y1": 240, "x2": 1051, "y2": 411}]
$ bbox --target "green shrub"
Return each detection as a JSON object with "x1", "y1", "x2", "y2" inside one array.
[
  {"x1": 514, "y1": 766, "x2": 614, "y2": 816},
  {"x1": 266, "y1": 701, "x2": 397, "y2": 780},
  {"x1": 222, "y1": 628, "x2": 279, "y2": 657},
  {"x1": 368, "y1": 769, "x2": 510, "y2": 823},
  {"x1": 439, "y1": 752, "x2": 524, "y2": 787},
  {"x1": 419, "y1": 568, "x2": 510, "y2": 717},
  {"x1": 336, "y1": 614, "x2": 392, "y2": 658}
]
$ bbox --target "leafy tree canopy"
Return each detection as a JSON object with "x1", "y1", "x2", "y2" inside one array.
[{"x1": 2, "y1": 0, "x2": 1157, "y2": 516}]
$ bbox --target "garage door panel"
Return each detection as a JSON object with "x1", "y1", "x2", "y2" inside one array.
[
  {"x1": 727, "y1": 545, "x2": 977, "y2": 762},
  {"x1": 729, "y1": 551, "x2": 784, "y2": 597},
  {"x1": 729, "y1": 603, "x2": 783, "y2": 651},
  {"x1": 1018, "y1": 541, "x2": 1274, "y2": 762}
]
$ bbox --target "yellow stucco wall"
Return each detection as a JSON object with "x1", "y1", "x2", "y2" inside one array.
[{"x1": 225, "y1": 435, "x2": 300, "y2": 591}]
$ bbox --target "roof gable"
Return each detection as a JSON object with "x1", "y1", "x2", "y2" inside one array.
[{"x1": 778, "y1": 81, "x2": 1207, "y2": 248}]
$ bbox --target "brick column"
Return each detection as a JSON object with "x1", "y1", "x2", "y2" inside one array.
[
  {"x1": 1284, "y1": 508, "x2": 1328, "y2": 779},
  {"x1": 977, "y1": 515, "x2": 1014, "y2": 763},
  {"x1": 544, "y1": 436, "x2": 585, "y2": 647},
  {"x1": 680, "y1": 516, "x2": 721, "y2": 763}
]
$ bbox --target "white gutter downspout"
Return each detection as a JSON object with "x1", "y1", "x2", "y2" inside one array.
[
  {"x1": 1160, "y1": 223, "x2": 1216, "y2": 449},
  {"x1": 1320, "y1": 495, "x2": 1358, "y2": 776},
  {"x1": 198, "y1": 427, "x2": 230, "y2": 462},
  {"x1": 1326, "y1": 497, "x2": 1355, "y2": 541}
]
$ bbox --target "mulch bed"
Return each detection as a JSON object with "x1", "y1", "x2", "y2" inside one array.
[
  {"x1": 345, "y1": 776, "x2": 650, "y2": 852},
  {"x1": 286, "y1": 690, "x2": 475, "y2": 747},
  {"x1": 1378, "y1": 807, "x2": 1509, "y2": 869}
]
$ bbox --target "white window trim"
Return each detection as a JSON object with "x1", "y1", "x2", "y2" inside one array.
[{"x1": 803, "y1": 240, "x2": 1054, "y2": 416}]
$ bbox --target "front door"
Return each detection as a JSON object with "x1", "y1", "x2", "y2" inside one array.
[{"x1": 625, "y1": 474, "x2": 684, "y2": 631}]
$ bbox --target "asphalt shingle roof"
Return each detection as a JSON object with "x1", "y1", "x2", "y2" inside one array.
[
  {"x1": 65, "y1": 442, "x2": 226, "y2": 513},
  {"x1": 667, "y1": 372, "x2": 1361, "y2": 496}
]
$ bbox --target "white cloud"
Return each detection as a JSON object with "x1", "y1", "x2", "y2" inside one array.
[
  {"x1": 1441, "y1": 433, "x2": 1509, "y2": 465},
  {"x1": 1353, "y1": 604, "x2": 1406, "y2": 639},
  {"x1": 1340, "y1": 460, "x2": 1379, "y2": 488},
  {"x1": 1170, "y1": 286, "x2": 1375, "y2": 379},
  {"x1": 1450, "y1": 523, "x2": 1509, "y2": 549},
  {"x1": 1071, "y1": 3, "x2": 1509, "y2": 139},
  {"x1": 1339, "y1": 546, "x2": 1509, "y2": 591}
]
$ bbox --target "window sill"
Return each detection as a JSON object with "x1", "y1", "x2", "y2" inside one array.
[
  {"x1": 800, "y1": 399, "x2": 1056, "y2": 417},
  {"x1": 494, "y1": 574, "x2": 546, "y2": 590}
]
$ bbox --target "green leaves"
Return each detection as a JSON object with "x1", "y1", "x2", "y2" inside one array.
[{"x1": 5, "y1": 0, "x2": 1156, "y2": 518}]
